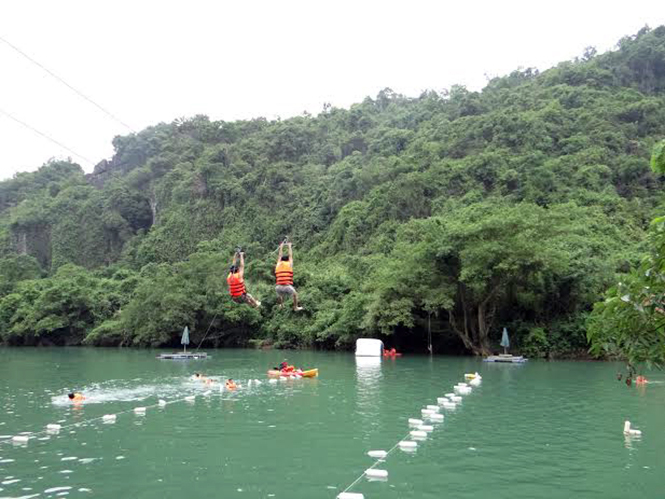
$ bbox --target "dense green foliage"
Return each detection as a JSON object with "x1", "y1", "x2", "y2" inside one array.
[
  {"x1": 1, "y1": 27, "x2": 664, "y2": 355},
  {"x1": 587, "y1": 141, "x2": 665, "y2": 369}
]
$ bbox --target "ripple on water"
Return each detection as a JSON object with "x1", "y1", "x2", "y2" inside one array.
[{"x1": 44, "y1": 486, "x2": 72, "y2": 493}]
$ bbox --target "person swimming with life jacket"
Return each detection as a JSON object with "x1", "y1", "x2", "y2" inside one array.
[
  {"x1": 68, "y1": 392, "x2": 85, "y2": 403},
  {"x1": 227, "y1": 250, "x2": 261, "y2": 308},
  {"x1": 275, "y1": 241, "x2": 303, "y2": 311},
  {"x1": 194, "y1": 373, "x2": 213, "y2": 385}
]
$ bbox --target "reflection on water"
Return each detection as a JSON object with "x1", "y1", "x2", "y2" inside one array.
[{"x1": 355, "y1": 356, "x2": 382, "y2": 430}]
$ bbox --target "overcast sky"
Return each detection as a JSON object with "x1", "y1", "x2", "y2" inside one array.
[{"x1": 0, "y1": 0, "x2": 663, "y2": 180}]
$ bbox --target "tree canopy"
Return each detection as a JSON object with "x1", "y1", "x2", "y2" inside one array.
[{"x1": 1, "y1": 26, "x2": 665, "y2": 356}]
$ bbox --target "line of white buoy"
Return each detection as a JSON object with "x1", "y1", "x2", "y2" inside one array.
[
  {"x1": 336, "y1": 373, "x2": 482, "y2": 499},
  {"x1": 1, "y1": 377, "x2": 267, "y2": 447}
]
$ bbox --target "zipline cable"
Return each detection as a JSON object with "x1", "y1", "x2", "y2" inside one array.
[
  {"x1": 0, "y1": 107, "x2": 94, "y2": 165},
  {"x1": 194, "y1": 312, "x2": 218, "y2": 351},
  {"x1": 0, "y1": 34, "x2": 136, "y2": 133}
]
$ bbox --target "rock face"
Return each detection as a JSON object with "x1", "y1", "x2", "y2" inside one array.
[
  {"x1": 13, "y1": 224, "x2": 51, "y2": 269},
  {"x1": 85, "y1": 158, "x2": 128, "y2": 190}
]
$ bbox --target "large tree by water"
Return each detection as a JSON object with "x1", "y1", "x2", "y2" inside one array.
[{"x1": 587, "y1": 141, "x2": 665, "y2": 369}]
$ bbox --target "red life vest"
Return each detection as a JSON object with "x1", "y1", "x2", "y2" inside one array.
[
  {"x1": 227, "y1": 272, "x2": 246, "y2": 297},
  {"x1": 275, "y1": 261, "x2": 293, "y2": 286}
]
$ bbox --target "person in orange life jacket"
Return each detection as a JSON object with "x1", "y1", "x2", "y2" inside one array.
[
  {"x1": 275, "y1": 242, "x2": 303, "y2": 311},
  {"x1": 227, "y1": 251, "x2": 261, "y2": 308}
]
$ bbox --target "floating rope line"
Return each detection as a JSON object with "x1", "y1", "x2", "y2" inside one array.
[
  {"x1": 337, "y1": 430, "x2": 412, "y2": 496},
  {"x1": 0, "y1": 376, "x2": 269, "y2": 447},
  {"x1": 334, "y1": 375, "x2": 481, "y2": 498}
]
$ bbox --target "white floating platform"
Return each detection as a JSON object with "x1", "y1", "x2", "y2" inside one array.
[
  {"x1": 157, "y1": 352, "x2": 209, "y2": 360},
  {"x1": 484, "y1": 354, "x2": 527, "y2": 363},
  {"x1": 338, "y1": 493, "x2": 364, "y2": 499}
]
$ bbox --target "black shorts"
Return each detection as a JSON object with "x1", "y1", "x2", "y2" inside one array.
[{"x1": 232, "y1": 293, "x2": 249, "y2": 304}]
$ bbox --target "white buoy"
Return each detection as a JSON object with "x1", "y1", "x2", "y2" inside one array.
[
  {"x1": 421, "y1": 409, "x2": 435, "y2": 416},
  {"x1": 450, "y1": 395, "x2": 462, "y2": 403},
  {"x1": 46, "y1": 424, "x2": 62, "y2": 431},
  {"x1": 158, "y1": 399, "x2": 167, "y2": 406},
  {"x1": 279, "y1": 377, "x2": 287, "y2": 382},
  {"x1": 12, "y1": 435, "x2": 30, "y2": 443},
  {"x1": 469, "y1": 376, "x2": 481, "y2": 386},
  {"x1": 445, "y1": 393, "x2": 455, "y2": 398},
  {"x1": 102, "y1": 414, "x2": 116, "y2": 422},
  {"x1": 337, "y1": 493, "x2": 364, "y2": 499},
  {"x1": 269, "y1": 378, "x2": 278, "y2": 384},
  {"x1": 408, "y1": 418, "x2": 423, "y2": 426},
  {"x1": 429, "y1": 413, "x2": 444, "y2": 422},
  {"x1": 417, "y1": 425, "x2": 434, "y2": 432},
  {"x1": 365, "y1": 469, "x2": 388, "y2": 479},
  {"x1": 410, "y1": 430, "x2": 427, "y2": 438},
  {"x1": 367, "y1": 450, "x2": 387, "y2": 459},
  {"x1": 254, "y1": 380, "x2": 262, "y2": 385},
  {"x1": 134, "y1": 407, "x2": 146, "y2": 415},
  {"x1": 623, "y1": 421, "x2": 642, "y2": 436},
  {"x1": 426, "y1": 405, "x2": 440, "y2": 412},
  {"x1": 399, "y1": 440, "x2": 417, "y2": 449},
  {"x1": 442, "y1": 401, "x2": 457, "y2": 410},
  {"x1": 459, "y1": 387, "x2": 472, "y2": 395},
  {"x1": 437, "y1": 397, "x2": 449, "y2": 404},
  {"x1": 185, "y1": 396, "x2": 195, "y2": 402}
]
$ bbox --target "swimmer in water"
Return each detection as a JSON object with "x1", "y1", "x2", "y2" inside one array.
[
  {"x1": 68, "y1": 392, "x2": 85, "y2": 402},
  {"x1": 225, "y1": 379, "x2": 237, "y2": 391},
  {"x1": 636, "y1": 375, "x2": 648, "y2": 385}
]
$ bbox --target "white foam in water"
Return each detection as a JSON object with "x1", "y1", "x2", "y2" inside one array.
[
  {"x1": 61, "y1": 457, "x2": 77, "y2": 461},
  {"x1": 51, "y1": 377, "x2": 190, "y2": 406}
]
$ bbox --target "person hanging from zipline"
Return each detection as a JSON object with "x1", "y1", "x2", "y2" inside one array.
[
  {"x1": 275, "y1": 240, "x2": 303, "y2": 311},
  {"x1": 227, "y1": 249, "x2": 261, "y2": 308}
]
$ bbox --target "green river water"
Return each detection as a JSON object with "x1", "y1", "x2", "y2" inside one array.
[{"x1": 0, "y1": 348, "x2": 662, "y2": 499}]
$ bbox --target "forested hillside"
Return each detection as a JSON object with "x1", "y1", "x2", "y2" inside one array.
[{"x1": 1, "y1": 27, "x2": 664, "y2": 355}]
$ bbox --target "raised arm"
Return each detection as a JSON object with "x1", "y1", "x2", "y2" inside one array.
[
  {"x1": 238, "y1": 252, "x2": 245, "y2": 278},
  {"x1": 287, "y1": 242, "x2": 293, "y2": 264},
  {"x1": 231, "y1": 252, "x2": 238, "y2": 267},
  {"x1": 277, "y1": 242, "x2": 284, "y2": 265}
]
